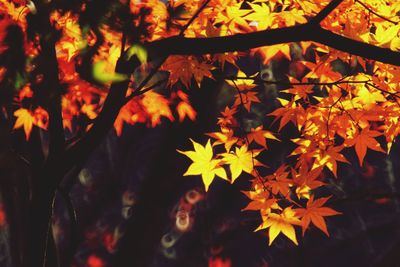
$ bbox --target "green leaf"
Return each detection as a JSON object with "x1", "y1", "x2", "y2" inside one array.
[
  {"x1": 125, "y1": 44, "x2": 148, "y2": 64},
  {"x1": 92, "y1": 61, "x2": 128, "y2": 84}
]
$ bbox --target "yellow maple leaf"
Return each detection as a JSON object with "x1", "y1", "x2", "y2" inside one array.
[
  {"x1": 354, "y1": 85, "x2": 386, "y2": 106},
  {"x1": 222, "y1": 145, "x2": 257, "y2": 182},
  {"x1": 215, "y1": 2, "x2": 251, "y2": 33},
  {"x1": 256, "y1": 207, "x2": 301, "y2": 245},
  {"x1": 13, "y1": 108, "x2": 34, "y2": 140},
  {"x1": 178, "y1": 139, "x2": 227, "y2": 191},
  {"x1": 245, "y1": 3, "x2": 273, "y2": 30},
  {"x1": 374, "y1": 24, "x2": 400, "y2": 47}
]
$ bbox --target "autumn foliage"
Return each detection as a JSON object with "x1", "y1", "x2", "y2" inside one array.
[{"x1": 1, "y1": 0, "x2": 400, "y2": 264}]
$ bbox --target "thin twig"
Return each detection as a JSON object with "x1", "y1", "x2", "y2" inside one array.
[
  {"x1": 355, "y1": 0, "x2": 399, "y2": 24},
  {"x1": 228, "y1": 75, "x2": 370, "y2": 86},
  {"x1": 124, "y1": 78, "x2": 168, "y2": 103},
  {"x1": 230, "y1": 79, "x2": 269, "y2": 193},
  {"x1": 179, "y1": 0, "x2": 212, "y2": 36},
  {"x1": 125, "y1": 0, "x2": 212, "y2": 101}
]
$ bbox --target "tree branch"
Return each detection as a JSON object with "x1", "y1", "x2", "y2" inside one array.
[
  {"x1": 63, "y1": 0, "x2": 212, "y2": 176},
  {"x1": 309, "y1": 0, "x2": 345, "y2": 25},
  {"x1": 61, "y1": 57, "x2": 138, "y2": 180},
  {"x1": 62, "y1": 2, "x2": 400, "y2": 177},
  {"x1": 34, "y1": 1, "x2": 65, "y2": 162},
  {"x1": 144, "y1": 23, "x2": 400, "y2": 67}
]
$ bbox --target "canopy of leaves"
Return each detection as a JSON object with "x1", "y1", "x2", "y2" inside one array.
[{"x1": 1, "y1": 0, "x2": 400, "y2": 250}]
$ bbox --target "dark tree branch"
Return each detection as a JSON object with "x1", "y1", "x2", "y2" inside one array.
[
  {"x1": 311, "y1": 26, "x2": 400, "y2": 66},
  {"x1": 62, "y1": 0, "x2": 400, "y2": 180},
  {"x1": 62, "y1": 57, "x2": 137, "y2": 182},
  {"x1": 146, "y1": 24, "x2": 311, "y2": 57},
  {"x1": 63, "y1": 0, "x2": 212, "y2": 177},
  {"x1": 33, "y1": 2, "x2": 65, "y2": 163},
  {"x1": 309, "y1": 0, "x2": 345, "y2": 25},
  {"x1": 145, "y1": 23, "x2": 400, "y2": 67},
  {"x1": 57, "y1": 187, "x2": 78, "y2": 267}
]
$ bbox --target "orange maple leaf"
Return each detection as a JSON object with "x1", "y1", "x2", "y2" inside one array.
[
  {"x1": 292, "y1": 165, "x2": 324, "y2": 199},
  {"x1": 207, "y1": 127, "x2": 238, "y2": 152},
  {"x1": 265, "y1": 165, "x2": 292, "y2": 196},
  {"x1": 246, "y1": 126, "x2": 279, "y2": 148},
  {"x1": 176, "y1": 90, "x2": 196, "y2": 122},
  {"x1": 345, "y1": 128, "x2": 385, "y2": 166},
  {"x1": 295, "y1": 196, "x2": 340, "y2": 236},
  {"x1": 312, "y1": 145, "x2": 349, "y2": 177}
]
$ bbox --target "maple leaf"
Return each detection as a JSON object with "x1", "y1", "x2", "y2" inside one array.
[
  {"x1": 292, "y1": 165, "x2": 324, "y2": 199},
  {"x1": 245, "y1": 2, "x2": 273, "y2": 30},
  {"x1": 345, "y1": 128, "x2": 385, "y2": 166},
  {"x1": 233, "y1": 90, "x2": 260, "y2": 112},
  {"x1": 242, "y1": 182, "x2": 279, "y2": 211},
  {"x1": 353, "y1": 85, "x2": 386, "y2": 107},
  {"x1": 176, "y1": 101, "x2": 196, "y2": 122},
  {"x1": 242, "y1": 193, "x2": 278, "y2": 212},
  {"x1": 162, "y1": 55, "x2": 214, "y2": 88},
  {"x1": 295, "y1": 196, "x2": 340, "y2": 236},
  {"x1": 175, "y1": 90, "x2": 196, "y2": 122},
  {"x1": 226, "y1": 74, "x2": 260, "y2": 112},
  {"x1": 33, "y1": 107, "x2": 49, "y2": 130},
  {"x1": 217, "y1": 106, "x2": 237, "y2": 127},
  {"x1": 222, "y1": 144, "x2": 258, "y2": 183},
  {"x1": 265, "y1": 165, "x2": 292, "y2": 196},
  {"x1": 207, "y1": 127, "x2": 238, "y2": 152},
  {"x1": 256, "y1": 44, "x2": 291, "y2": 63},
  {"x1": 216, "y1": 2, "x2": 251, "y2": 33},
  {"x1": 81, "y1": 104, "x2": 98, "y2": 120},
  {"x1": 114, "y1": 105, "x2": 132, "y2": 136},
  {"x1": 256, "y1": 207, "x2": 301, "y2": 245},
  {"x1": 0, "y1": 0, "x2": 28, "y2": 26},
  {"x1": 225, "y1": 72, "x2": 256, "y2": 91},
  {"x1": 281, "y1": 76, "x2": 314, "y2": 101},
  {"x1": 301, "y1": 57, "x2": 342, "y2": 83},
  {"x1": 275, "y1": 9, "x2": 307, "y2": 27},
  {"x1": 13, "y1": 108, "x2": 34, "y2": 140},
  {"x1": 142, "y1": 91, "x2": 174, "y2": 127},
  {"x1": 312, "y1": 145, "x2": 349, "y2": 177},
  {"x1": 373, "y1": 24, "x2": 400, "y2": 49},
  {"x1": 246, "y1": 126, "x2": 279, "y2": 148},
  {"x1": 269, "y1": 101, "x2": 306, "y2": 131},
  {"x1": 178, "y1": 139, "x2": 227, "y2": 191}
]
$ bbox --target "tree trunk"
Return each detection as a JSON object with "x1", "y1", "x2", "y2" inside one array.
[{"x1": 24, "y1": 171, "x2": 59, "y2": 267}]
